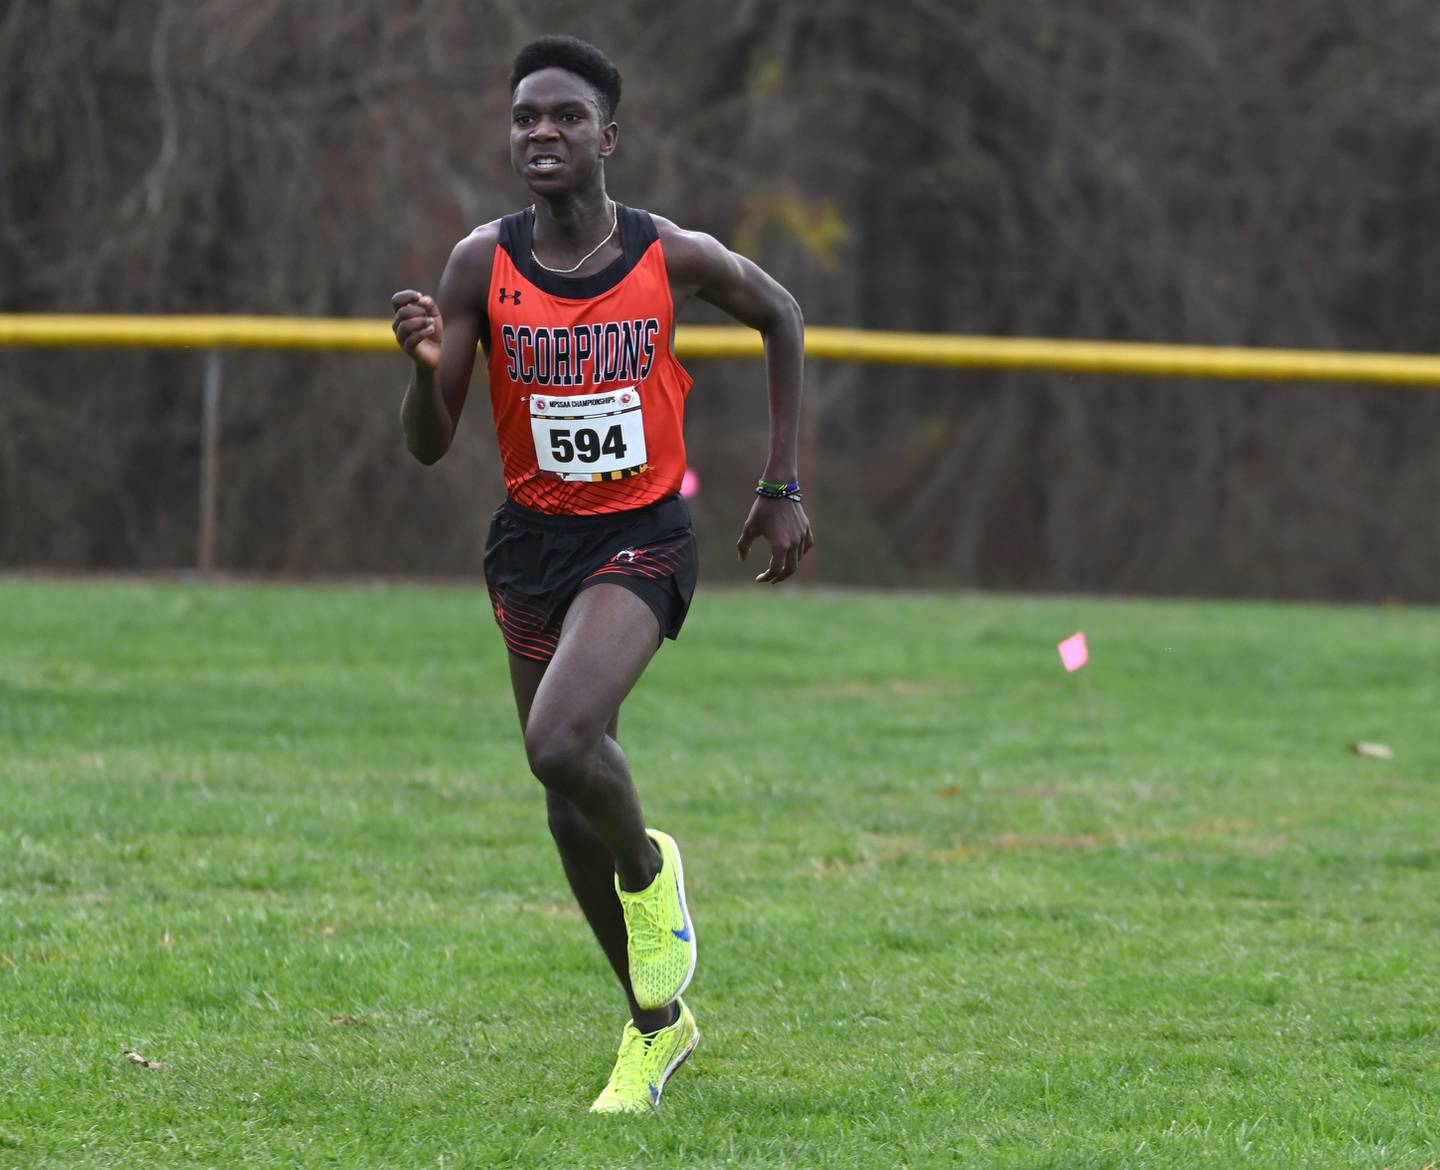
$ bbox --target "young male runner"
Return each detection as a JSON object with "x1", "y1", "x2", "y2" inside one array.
[{"x1": 392, "y1": 36, "x2": 812, "y2": 1113}]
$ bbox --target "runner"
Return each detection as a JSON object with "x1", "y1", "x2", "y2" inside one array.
[{"x1": 392, "y1": 34, "x2": 812, "y2": 1113}]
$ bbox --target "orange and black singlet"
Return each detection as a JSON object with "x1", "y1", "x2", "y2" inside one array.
[{"x1": 486, "y1": 204, "x2": 694, "y2": 516}]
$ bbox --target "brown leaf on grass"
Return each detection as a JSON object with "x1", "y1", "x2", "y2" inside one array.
[
  {"x1": 161, "y1": 931, "x2": 174, "y2": 948},
  {"x1": 936, "y1": 785, "x2": 962, "y2": 798},
  {"x1": 329, "y1": 1014, "x2": 362, "y2": 1025},
  {"x1": 124, "y1": 1051, "x2": 170, "y2": 1070},
  {"x1": 322, "y1": 924, "x2": 337, "y2": 936},
  {"x1": 1, "y1": 955, "x2": 15, "y2": 968},
  {"x1": 1349, "y1": 742, "x2": 1395, "y2": 760}
]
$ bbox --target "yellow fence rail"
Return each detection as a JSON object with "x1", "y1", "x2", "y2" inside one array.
[
  {"x1": 5, "y1": 314, "x2": 1440, "y2": 387},
  {"x1": 5, "y1": 312, "x2": 1438, "y2": 573}
]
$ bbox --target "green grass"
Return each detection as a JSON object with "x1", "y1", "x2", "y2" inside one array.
[{"x1": 1, "y1": 579, "x2": 1438, "y2": 1169}]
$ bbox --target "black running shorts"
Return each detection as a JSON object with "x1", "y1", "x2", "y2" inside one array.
[{"x1": 482, "y1": 494, "x2": 699, "y2": 663}]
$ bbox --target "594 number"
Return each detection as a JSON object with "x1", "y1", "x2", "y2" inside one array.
[{"x1": 548, "y1": 425, "x2": 629, "y2": 464}]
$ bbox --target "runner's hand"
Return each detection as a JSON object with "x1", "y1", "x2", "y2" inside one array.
[
  {"x1": 391, "y1": 290, "x2": 443, "y2": 370},
  {"x1": 736, "y1": 497, "x2": 814, "y2": 584}
]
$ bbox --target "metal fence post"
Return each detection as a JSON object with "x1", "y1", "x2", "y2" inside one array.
[{"x1": 198, "y1": 348, "x2": 222, "y2": 573}]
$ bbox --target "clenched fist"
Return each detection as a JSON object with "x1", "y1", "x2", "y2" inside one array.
[{"x1": 391, "y1": 289, "x2": 443, "y2": 369}]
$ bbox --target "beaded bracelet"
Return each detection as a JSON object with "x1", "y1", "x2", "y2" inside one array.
[{"x1": 755, "y1": 478, "x2": 803, "y2": 502}]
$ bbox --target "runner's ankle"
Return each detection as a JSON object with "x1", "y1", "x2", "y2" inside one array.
[
  {"x1": 633, "y1": 1003, "x2": 680, "y2": 1034},
  {"x1": 616, "y1": 839, "x2": 663, "y2": 892}
]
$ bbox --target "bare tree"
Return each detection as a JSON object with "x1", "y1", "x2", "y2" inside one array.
[{"x1": 2, "y1": 0, "x2": 1437, "y2": 599}]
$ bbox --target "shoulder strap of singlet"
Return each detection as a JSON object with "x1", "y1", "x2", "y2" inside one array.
[
  {"x1": 495, "y1": 208, "x2": 531, "y2": 270},
  {"x1": 495, "y1": 204, "x2": 658, "y2": 299},
  {"x1": 618, "y1": 204, "x2": 659, "y2": 265}
]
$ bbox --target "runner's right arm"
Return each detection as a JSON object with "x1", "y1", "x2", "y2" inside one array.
[{"x1": 394, "y1": 226, "x2": 498, "y2": 464}]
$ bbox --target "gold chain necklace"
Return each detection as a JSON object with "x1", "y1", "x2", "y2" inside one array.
[{"x1": 531, "y1": 201, "x2": 617, "y2": 275}]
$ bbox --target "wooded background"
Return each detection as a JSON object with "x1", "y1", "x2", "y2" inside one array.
[{"x1": 3, "y1": 0, "x2": 1438, "y2": 599}]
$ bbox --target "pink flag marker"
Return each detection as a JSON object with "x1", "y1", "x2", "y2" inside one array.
[
  {"x1": 680, "y1": 467, "x2": 701, "y2": 499},
  {"x1": 1058, "y1": 631, "x2": 1089, "y2": 672}
]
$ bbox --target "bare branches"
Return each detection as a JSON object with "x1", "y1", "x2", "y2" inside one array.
[{"x1": 1, "y1": 0, "x2": 1438, "y2": 596}]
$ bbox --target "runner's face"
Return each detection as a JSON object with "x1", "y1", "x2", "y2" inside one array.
[{"x1": 510, "y1": 68, "x2": 617, "y2": 195}]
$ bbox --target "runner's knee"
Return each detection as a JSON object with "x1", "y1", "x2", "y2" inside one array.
[{"x1": 525, "y1": 713, "x2": 601, "y2": 794}]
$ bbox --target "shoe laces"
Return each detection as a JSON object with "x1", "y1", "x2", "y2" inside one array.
[
  {"x1": 611, "y1": 1027, "x2": 659, "y2": 1101},
  {"x1": 624, "y1": 894, "x2": 668, "y2": 958}
]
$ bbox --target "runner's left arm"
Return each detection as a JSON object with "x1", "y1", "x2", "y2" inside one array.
[{"x1": 661, "y1": 225, "x2": 814, "y2": 584}]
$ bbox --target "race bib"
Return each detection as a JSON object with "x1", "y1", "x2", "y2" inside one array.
[{"x1": 529, "y1": 387, "x2": 649, "y2": 481}]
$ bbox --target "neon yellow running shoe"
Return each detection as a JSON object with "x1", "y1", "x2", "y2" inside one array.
[
  {"x1": 590, "y1": 999, "x2": 700, "y2": 1114},
  {"x1": 617, "y1": 829, "x2": 696, "y2": 1010}
]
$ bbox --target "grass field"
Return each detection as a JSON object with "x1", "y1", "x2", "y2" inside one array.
[{"x1": 1, "y1": 578, "x2": 1437, "y2": 1169}]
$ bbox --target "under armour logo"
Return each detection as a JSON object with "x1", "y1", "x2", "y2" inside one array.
[{"x1": 498, "y1": 288, "x2": 521, "y2": 305}]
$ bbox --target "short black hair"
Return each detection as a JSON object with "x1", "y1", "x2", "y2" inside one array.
[{"x1": 509, "y1": 36, "x2": 622, "y2": 122}]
